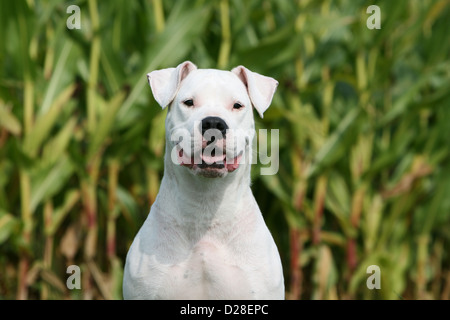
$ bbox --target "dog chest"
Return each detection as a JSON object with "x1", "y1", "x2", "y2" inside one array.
[{"x1": 161, "y1": 239, "x2": 258, "y2": 299}]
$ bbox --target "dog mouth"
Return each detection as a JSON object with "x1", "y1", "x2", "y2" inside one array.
[{"x1": 177, "y1": 148, "x2": 243, "y2": 173}]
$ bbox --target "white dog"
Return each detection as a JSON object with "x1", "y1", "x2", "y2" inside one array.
[{"x1": 123, "y1": 61, "x2": 284, "y2": 299}]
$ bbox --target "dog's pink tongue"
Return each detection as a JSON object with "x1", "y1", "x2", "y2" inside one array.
[
  {"x1": 202, "y1": 154, "x2": 225, "y2": 164},
  {"x1": 226, "y1": 154, "x2": 242, "y2": 171}
]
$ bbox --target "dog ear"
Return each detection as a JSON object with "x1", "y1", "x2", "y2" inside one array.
[
  {"x1": 231, "y1": 66, "x2": 278, "y2": 118},
  {"x1": 147, "y1": 61, "x2": 197, "y2": 108}
]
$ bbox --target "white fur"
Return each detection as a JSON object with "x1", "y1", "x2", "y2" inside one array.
[{"x1": 123, "y1": 61, "x2": 284, "y2": 299}]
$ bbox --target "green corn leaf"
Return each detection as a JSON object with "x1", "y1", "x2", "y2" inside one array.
[
  {"x1": 260, "y1": 174, "x2": 291, "y2": 205},
  {"x1": 23, "y1": 84, "x2": 76, "y2": 157},
  {"x1": 0, "y1": 101, "x2": 22, "y2": 135},
  {"x1": 0, "y1": 212, "x2": 18, "y2": 245},
  {"x1": 40, "y1": 41, "x2": 73, "y2": 115},
  {"x1": 325, "y1": 172, "x2": 352, "y2": 234},
  {"x1": 116, "y1": 185, "x2": 141, "y2": 229},
  {"x1": 30, "y1": 154, "x2": 74, "y2": 212},
  {"x1": 45, "y1": 189, "x2": 80, "y2": 236},
  {"x1": 307, "y1": 107, "x2": 361, "y2": 178},
  {"x1": 148, "y1": 109, "x2": 167, "y2": 157},
  {"x1": 379, "y1": 70, "x2": 433, "y2": 126},
  {"x1": 87, "y1": 91, "x2": 126, "y2": 161},
  {"x1": 42, "y1": 117, "x2": 77, "y2": 167}
]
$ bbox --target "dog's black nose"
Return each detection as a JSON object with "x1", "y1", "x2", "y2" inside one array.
[{"x1": 201, "y1": 117, "x2": 228, "y2": 137}]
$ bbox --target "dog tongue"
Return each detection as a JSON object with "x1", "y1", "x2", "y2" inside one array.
[
  {"x1": 226, "y1": 154, "x2": 242, "y2": 171},
  {"x1": 179, "y1": 149, "x2": 242, "y2": 171}
]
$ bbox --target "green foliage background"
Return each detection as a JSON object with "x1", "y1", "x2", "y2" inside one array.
[{"x1": 0, "y1": 0, "x2": 449, "y2": 300}]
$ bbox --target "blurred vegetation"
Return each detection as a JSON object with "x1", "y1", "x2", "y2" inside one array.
[{"x1": 0, "y1": 0, "x2": 449, "y2": 300}]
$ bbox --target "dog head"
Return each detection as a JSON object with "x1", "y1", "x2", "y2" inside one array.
[{"x1": 147, "y1": 61, "x2": 278, "y2": 178}]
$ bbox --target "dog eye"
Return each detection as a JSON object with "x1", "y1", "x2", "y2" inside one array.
[
  {"x1": 183, "y1": 99, "x2": 194, "y2": 107},
  {"x1": 233, "y1": 102, "x2": 243, "y2": 110}
]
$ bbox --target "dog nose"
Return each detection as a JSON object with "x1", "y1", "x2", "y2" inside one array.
[{"x1": 201, "y1": 117, "x2": 228, "y2": 137}]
